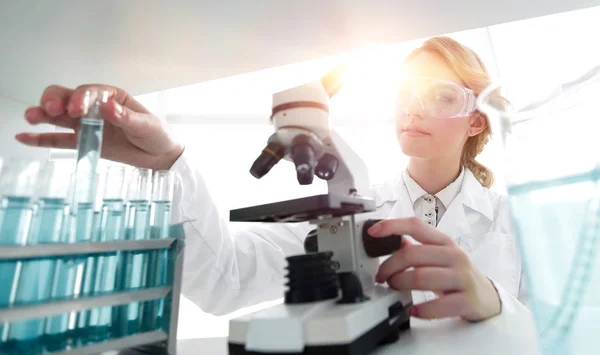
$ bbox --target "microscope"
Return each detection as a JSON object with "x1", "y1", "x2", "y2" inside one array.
[{"x1": 228, "y1": 65, "x2": 413, "y2": 354}]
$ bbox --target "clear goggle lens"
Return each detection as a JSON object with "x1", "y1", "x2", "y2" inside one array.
[{"x1": 396, "y1": 78, "x2": 477, "y2": 119}]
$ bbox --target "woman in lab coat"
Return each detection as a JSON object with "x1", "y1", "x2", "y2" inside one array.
[{"x1": 16, "y1": 36, "x2": 528, "y2": 321}]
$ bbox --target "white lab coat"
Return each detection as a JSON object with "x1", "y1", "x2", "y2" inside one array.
[{"x1": 170, "y1": 151, "x2": 529, "y2": 317}]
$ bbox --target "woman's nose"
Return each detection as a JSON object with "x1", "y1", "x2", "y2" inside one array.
[{"x1": 403, "y1": 95, "x2": 425, "y2": 119}]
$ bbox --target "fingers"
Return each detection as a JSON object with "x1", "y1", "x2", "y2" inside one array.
[
  {"x1": 40, "y1": 85, "x2": 74, "y2": 117},
  {"x1": 25, "y1": 107, "x2": 77, "y2": 129},
  {"x1": 376, "y1": 245, "x2": 462, "y2": 283},
  {"x1": 70, "y1": 84, "x2": 150, "y2": 115},
  {"x1": 410, "y1": 293, "x2": 470, "y2": 319},
  {"x1": 38, "y1": 84, "x2": 149, "y2": 122},
  {"x1": 386, "y1": 267, "x2": 467, "y2": 292},
  {"x1": 101, "y1": 98, "x2": 157, "y2": 138},
  {"x1": 368, "y1": 217, "x2": 454, "y2": 246},
  {"x1": 15, "y1": 132, "x2": 77, "y2": 149}
]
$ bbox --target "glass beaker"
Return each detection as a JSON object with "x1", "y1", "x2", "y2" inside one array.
[{"x1": 476, "y1": 64, "x2": 600, "y2": 355}]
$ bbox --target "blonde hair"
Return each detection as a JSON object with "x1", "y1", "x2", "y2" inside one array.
[{"x1": 404, "y1": 36, "x2": 498, "y2": 188}]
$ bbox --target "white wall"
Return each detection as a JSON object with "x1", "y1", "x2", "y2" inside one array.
[{"x1": 0, "y1": 95, "x2": 50, "y2": 161}]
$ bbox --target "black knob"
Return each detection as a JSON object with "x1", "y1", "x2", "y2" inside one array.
[
  {"x1": 250, "y1": 141, "x2": 285, "y2": 179},
  {"x1": 291, "y1": 139, "x2": 316, "y2": 185},
  {"x1": 337, "y1": 272, "x2": 369, "y2": 304},
  {"x1": 315, "y1": 153, "x2": 339, "y2": 180},
  {"x1": 284, "y1": 252, "x2": 339, "y2": 304},
  {"x1": 362, "y1": 219, "x2": 403, "y2": 258}
]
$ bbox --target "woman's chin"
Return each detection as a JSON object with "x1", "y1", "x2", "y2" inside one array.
[{"x1": 397, "y1": 138, "x2": 434, "y2": 159}]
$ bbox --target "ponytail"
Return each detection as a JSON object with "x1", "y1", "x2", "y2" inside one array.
[{"x1": 461, "y1": 113, "x2": 494, "y2": 187}]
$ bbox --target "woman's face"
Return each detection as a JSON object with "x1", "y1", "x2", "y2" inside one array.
[{"x1": 395, "y1": 51, "x2": 484, "y2": 161}]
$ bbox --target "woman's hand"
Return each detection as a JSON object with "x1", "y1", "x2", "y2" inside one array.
[
  {"x1": 16, "y1": 84, "x2": 184, "y2": 170},
  {"x1": 368, "y1": 217, "x2": 501, "y2": 322}
]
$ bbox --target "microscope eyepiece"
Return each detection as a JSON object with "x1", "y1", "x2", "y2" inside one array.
[
  {"x1": 250, "y1": 141, "x2": 285, "y2": 179},
  {"x1": 291, "y1": 136, "x2": 317, "y2": 185}
]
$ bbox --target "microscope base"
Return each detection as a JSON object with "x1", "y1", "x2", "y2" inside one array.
[{"x1": 228, "y1": 286, "x2": 411, "y2": 355}]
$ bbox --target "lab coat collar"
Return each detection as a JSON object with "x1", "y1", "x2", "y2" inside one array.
[
  {"x1": 402, "y1": 168, "x2": 465, "y2": 209},
  {"x1": 385, "y1": 168, "x2": 494, "y2": 240},
  {"x1": 459, "y1": 169, "x2": 494, "y2": 222}
]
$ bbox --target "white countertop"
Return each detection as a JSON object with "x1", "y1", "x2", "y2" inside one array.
[{"x1": 177, "y1": 312, "x2": 542, "y2": 355}]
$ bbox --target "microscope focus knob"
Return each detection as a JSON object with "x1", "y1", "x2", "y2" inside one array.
[
  {"x1": 362, "y1": 219, "x2": 404, "y2": 258},
  {"x1": 284, "y1": 252, "x2": 339, "y2": 304}
]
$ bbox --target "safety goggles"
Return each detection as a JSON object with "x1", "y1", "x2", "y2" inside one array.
[{"x1": 396, "y1": 77, "x2": 478, "y2": 119}]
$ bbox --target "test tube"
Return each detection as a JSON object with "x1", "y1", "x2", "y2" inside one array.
[
  {"x1": 150, "y1": 171, "x2": 174, "y2": 239},
  {"x1": 113, "y1": 168, "x2": 153, "y2": 337},
  {"x1": 7, "y1": 161, "x2": 71, "y2": 353},
  {"x1": 0, "y1": 159, "x2": 40, "y2": 346},
  {"x1": 74, "y1": 89, "x2": 107, "y2": 176},
  {"x1": 86, "y1": 165, "x2": 127, "y2": 342},
  {"x1": 141, "y1": 171, "x2": 174, "y2": 331},
  {"x1": 45, "y1": 171, "x2": 98, "y2": 351}
]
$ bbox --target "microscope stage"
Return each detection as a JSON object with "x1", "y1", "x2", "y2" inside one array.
[{"x1": 229, "y1": 194, "x2": 376, "y2": 223}]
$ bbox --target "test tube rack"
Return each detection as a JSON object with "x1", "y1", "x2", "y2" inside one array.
[{"x1": 0, "y1": 223, "x2": 185, "y2": 355}]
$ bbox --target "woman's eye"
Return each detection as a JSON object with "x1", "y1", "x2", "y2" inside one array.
[
  {"x1": 436, "y1": 94, "x2": 454, "y2": 103},
  {"x1": 432, "y1": 91, "x2": 456, "y2": 104}
]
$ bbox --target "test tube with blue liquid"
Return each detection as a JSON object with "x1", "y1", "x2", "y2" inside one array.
[
  {"x1": 0, "y1": 159, "x2": 40, "y2": 346},
  {"x1": 86, "y1": 165, "x2": 128, "y2": 342},
  {"x1": 6, "y1": 161, "x2": 72, "y2": 353},
  {"x1": 114, "y1": 167, "x2": 153, "y2": 337},
  {"x1": 141, "y1": 170, "x2": 174, "y2": 331},
  {"x1": 44, "y1": 171, "x2": 99, "y2": 351},
  {"x1": 45, "y1": 89, "x2": 106, "y2": 350},
  {"x1": 74, "y1": 174, "x2": 105, "y2": 345}
]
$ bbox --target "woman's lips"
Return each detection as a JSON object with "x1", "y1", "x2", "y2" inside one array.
[{"x1": 401, "y1": 124, "x2": 430, "y2": 137}]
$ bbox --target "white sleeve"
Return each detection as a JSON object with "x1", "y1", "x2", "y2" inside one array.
[{"x1": 169, "y1": 151, "x2": 311, "y2": 315}]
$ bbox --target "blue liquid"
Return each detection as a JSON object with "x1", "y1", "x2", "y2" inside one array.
[
  {"x1": 140, "y1": 201, "x2": 172, "y2": 330},
  {"x1": 7, "y1": 198, "x2": 67, "y2": 352},
  {"x1": 114, "y1": 200, "x2": 151, "y2": 337},
  {"x1": 508, "y1": 169, "x2": 600, "y2": 355},
  {"x1": 141, "y1": 249, "x2": 169, "y2": 332},
  {"x1": 150, "y1": 200, "x2": 171, "y2": 239},
  {"x1": 75, "y1": 210, "x2": 102, "y2": 344},
  {"x1": 0, "y1": 196, "x2": 33, "y2": 344},
  {"x1": 87, "y1": 199, "x2": 125, "y2": 341},
  {"x1": 45, "y1": 202, "x2": 95, "y2": 347},
  {"x1": 75, "y1": 118, "x2": 103, "y2": 175}
]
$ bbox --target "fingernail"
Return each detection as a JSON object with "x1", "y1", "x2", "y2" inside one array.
[
  {"x1": 114, "y1": 102, "x2": 123, "y2": 118},
  {"x1": 66, "y1": 102, "x2": 74, "y2": 114},
  {"x1": 44, "y1": 100, "x2": 55, "y2": 113},
  {"x1": 368, "y1": 222, "x2": 382, "y2": 236},
  {"x1": 25, "y1": 108, "x2": 34, "y2": 121},
  {"x1": 15, "y1": 133, "x2": 28, "y2": 142}
]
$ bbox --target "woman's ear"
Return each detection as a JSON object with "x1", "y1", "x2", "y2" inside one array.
[{"x1": 468, "y1": 113, "x2": 487, "y2": 137}]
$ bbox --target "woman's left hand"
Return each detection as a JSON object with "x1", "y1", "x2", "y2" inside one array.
[{"x1": 368, "y1": 217, "x2": 501, "y2": 322}]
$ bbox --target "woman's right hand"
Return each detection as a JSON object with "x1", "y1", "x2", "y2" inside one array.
[{"x1": 16, "y1": 84, "x2": 184, "y2": 170}]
